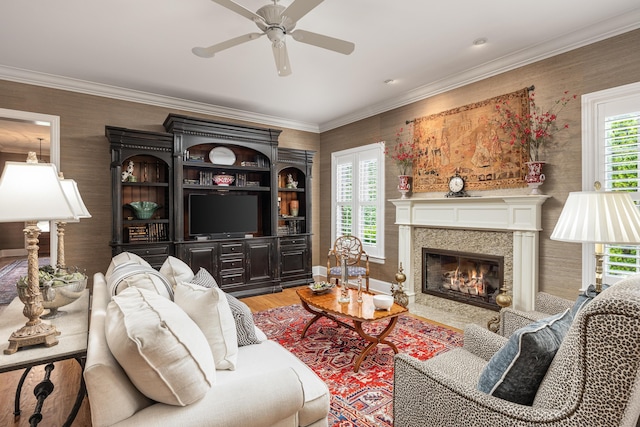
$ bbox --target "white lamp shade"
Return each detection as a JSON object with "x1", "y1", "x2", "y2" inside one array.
[
  {"x1": 551, "y1": 190, "x2": 640, "y2": 244},
  {"x1": 0, "y1": 161, "x2": 76, "y2": 222},
  {"x1": 60, "y1": 178, "x2": 91, "y2": 221}
]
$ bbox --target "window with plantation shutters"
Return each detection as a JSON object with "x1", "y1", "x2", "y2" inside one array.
[
  {"x1": 584, "y1": 83, "x2": 640, "y2": 286},
  {"x1": 331, "y1": 143, "x2": 385, "y2": 261},
  {"x1": 603, "y1": 109, "x2": 640, "y2": 279}
]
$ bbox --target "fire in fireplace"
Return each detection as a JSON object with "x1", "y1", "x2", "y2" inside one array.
[{"x1": 422, "y1": 248, "x2": 504, "y2": 311}]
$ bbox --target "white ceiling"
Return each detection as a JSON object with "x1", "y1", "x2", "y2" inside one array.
[{"x1": 1, "y1": 0, "x2": 639, "y2": 134}]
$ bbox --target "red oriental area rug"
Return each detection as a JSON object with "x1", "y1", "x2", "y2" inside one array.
[{"x1": 253, "y1": 304, "x2": 463, "y2": 427}]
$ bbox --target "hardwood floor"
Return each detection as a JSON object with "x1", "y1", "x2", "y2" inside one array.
[{"x1": 0, "y1": 284, "x2": 302, "y2": 427}]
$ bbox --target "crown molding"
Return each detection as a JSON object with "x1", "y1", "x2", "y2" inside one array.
[
  {"x1": 0, "y1": 65, "x2": 320, "y2": 134},
  {"x1": 318, "y1": 9, "x2": 640, "y2": 132},
  {"x1": 1, "y1": 8, "x2": 638, "y2": 135}
]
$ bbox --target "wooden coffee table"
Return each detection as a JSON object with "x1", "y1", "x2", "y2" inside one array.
[{"x1": 296, "y1": 286, "x2": 408, "y2": 372}]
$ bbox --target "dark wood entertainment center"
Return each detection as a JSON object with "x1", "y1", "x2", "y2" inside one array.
[{"x1": 106, "y1": 114, "x2": 314, "y2": 297}]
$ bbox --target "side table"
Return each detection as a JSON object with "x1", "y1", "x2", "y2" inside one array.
[{"x1": 0, "y1": 289, "x2": 90, "y2": 426}]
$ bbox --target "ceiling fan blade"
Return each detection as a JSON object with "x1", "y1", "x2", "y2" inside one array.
[
  {"x1": 272, "y1": 43, "x2": 291, "y2": 77},
  {"x1": 192, "y1": 33, "x2": 263, "y2": 58},
  {"x1": 281, "y1": 0, "x2": 324, "y2": 23},
  {"x1": 291, "y1": 30, "x2": 355, "y2": 55},
  {"x1": 211, "y1": 0, "x2": 264, "y2": 23}
]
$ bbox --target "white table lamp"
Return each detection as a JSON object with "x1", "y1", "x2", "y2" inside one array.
[
  {"x1": 57, "y1": 176, "x2": 91, "y2": 271},
  {"x1": 550, "y1": 182, "x2": 640, "y2": 293},
  {"x1": 0, "y1": 153, "x2": 77, "y2": 354}
]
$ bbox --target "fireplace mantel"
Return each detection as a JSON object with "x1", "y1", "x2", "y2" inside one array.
[{"x1": 391, "y1": 195, "x2": 551, "y2": 311}]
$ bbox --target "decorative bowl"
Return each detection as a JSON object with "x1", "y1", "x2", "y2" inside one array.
[
  {"x1": 309, "y1": 281, "x2": 335, "y2": 294},
  {"x1": 17, "y1": 268, "x2": 87, "y2": 319},
  {"x1": 373, "y1": 294, "x2": 394, "y2": 311},
  {"x1": 214, "y1": 174, "x2": 235, "y2": 186},
  {"x1": 128, "y1": 201, "x2": 161, "y2": 219}
]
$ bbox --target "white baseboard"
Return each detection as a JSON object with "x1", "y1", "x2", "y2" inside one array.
[{"x1": 0, "y1": 248, "x2": 27, "y2": 258}]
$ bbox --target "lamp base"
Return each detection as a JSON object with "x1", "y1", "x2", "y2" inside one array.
[{"x1": 4, "y1": 322, "x2": 59, "y2": 355}]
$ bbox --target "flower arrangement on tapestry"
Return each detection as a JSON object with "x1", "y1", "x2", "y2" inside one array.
[
  {"x1": 494, "y1": 90, "x2": 577, "y2": 162},
  {"x1": 384, "y1": 123, "x2": 422, "y2": 175}
]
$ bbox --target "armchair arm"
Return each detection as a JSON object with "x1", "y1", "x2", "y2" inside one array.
[
  {"x1": 498, "y1": 293, "x2": 574, "y2": 337},
  {"x1": 499, "y1": 308, "x2": 551, "y2": 337},
  {"x1": 462, "y1": 324, "x2": 507, "y2": 361},
  {"x1": 393, "y1": 354, "x2": 566, "y2": 427},
  {"x1": 535, "y1": 292, "x2": 573, "y2": 314}
]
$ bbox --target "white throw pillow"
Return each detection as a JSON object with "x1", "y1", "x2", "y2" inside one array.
[
  {"x1": 160, "y1": 256, "x2": 195, "y2": 290},
  {"x1": 175, "y1": 282, "x2": 239, "y2": 370},
  {"x1": 106, "y1": 262, "x2": 173, "y2": 300},
  {"x1": 105, "y1": 287, "x2": 215, "y2": 406},
  {"x1": 105, "y1": 251, "x2": 150, "y2": 280},
  {"x1": 189, "y1": 268, "x2": 261, "y2": 347}
]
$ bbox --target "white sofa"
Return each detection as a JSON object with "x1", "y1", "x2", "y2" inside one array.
[{"x1": 84, "y1": 271, "x2": 331, "y2": 427}]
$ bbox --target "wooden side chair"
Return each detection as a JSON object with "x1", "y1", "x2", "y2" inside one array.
[{"x1": 327, "y1": 235, "x2": 370, "y2": 291}]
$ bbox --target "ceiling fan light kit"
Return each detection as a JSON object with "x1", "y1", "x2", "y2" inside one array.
[{"x1": 193, "y1": 0, "x2": 355, "y2": 76}]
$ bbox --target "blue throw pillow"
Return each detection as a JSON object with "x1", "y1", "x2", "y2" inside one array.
[
  {"x1": 571, "y1": 284, "x2": 608, "y2": 318},
  {"x1": 477, "y1": 308, "x2": 572, "y2": 405}
]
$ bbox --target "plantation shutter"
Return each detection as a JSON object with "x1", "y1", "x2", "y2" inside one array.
[
  {"x1": 335, "y1": 161, "x2": 353, "y2": 237},
  {"x1": 358, "y1": 157, "x2": 378, "y2": 247},
  {"x1": 331, "y1": 143, "x2": 385, "y2": 260},
  {"x1": 603, "y1": 109, "x2": 640, "y2": 279}
]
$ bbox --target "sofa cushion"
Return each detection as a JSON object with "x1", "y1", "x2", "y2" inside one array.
[
  {"x1": 105, "y1": 287, "x2": 215, "y2": 406},
  {"x1": 175, "y1": 281, "x2": 239, "y2": 370},
  {"x1": 477, "y1": 308, "x2": 572, "y2": 405},
  {"x1": 217, "y1": 339, "x2": 330, "y2": 426},
  {"x1": 190, "y1": 268, "x2": 261, "y2": 347},
  {"x1": 106, "y1": 262, "x2": 173, "y2": 300},
  {"x1": 160, "y1": 256, "x2": 194, "y2": 290},
  {"x1": 105, "y1": 251, "x2": 150, "y2": 280}
]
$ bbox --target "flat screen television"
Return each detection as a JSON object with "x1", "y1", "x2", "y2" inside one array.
[{"x1": 189, "y1": 193, "x2": 258, "y2": 238}]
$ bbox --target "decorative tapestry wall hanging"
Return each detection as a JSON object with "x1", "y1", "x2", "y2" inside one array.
[{"x1": 412, "y1": 88, "x2": 530, "y2": 193}]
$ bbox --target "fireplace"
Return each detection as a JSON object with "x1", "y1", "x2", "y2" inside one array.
[
  {"x1": 391, "y1": 195, "x2": 551, "y2": 311},
  {"x1": 422, "y1": 248, "x2": 503, "y2": 311}
]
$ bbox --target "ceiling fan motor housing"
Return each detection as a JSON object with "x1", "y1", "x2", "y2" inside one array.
[{"x1": 256, "y1": 4, "x2": 295, "y2": 32}]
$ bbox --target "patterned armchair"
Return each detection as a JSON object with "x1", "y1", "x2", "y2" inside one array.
[
  {"x1": 327, "y1": 235, "x2": 370, "y2": 291},
  {"x1": 393, "y1": 274, "x2": 640, "y2": 426}
]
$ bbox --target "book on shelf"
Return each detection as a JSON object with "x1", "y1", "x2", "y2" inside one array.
[{"x1": 127, "y1": 223, "x2": 168, "y2": 242}]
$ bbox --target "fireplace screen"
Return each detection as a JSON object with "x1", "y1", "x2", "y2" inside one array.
[{"x1": 422, "y1": 248, "x2": 503, "y2": 311}]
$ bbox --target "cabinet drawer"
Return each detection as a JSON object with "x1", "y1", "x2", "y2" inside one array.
[
  {"x1": 220, "y1": 243, "x2": 243, "y2": 255},
  {"x1": 127, "y1": 245, "x2": 170, "y2": 257},
  {"x1": 220, "y1": 258, "x2": 244, "y2": 271},
  {"x1": 280, "y1": 237, "x2": 306, "y2": 247},
  {"x1": 220, "y1": 272, "x2": 244, "y2": 286}
]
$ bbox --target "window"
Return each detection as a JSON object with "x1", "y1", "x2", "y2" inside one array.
[
  {"x1": 331, "y1": 143, "x2": 385, "y2": 261},
  {"x1": 583, "y1": 82, "x2": 640, "y2": 286}
]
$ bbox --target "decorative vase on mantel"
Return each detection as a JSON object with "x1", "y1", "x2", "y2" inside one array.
[
  {"x1": 525, "y1": 161, "x2": 546, "y2": 195},
  {"x1": 398, "y1": 175, "x2": 411, "y2": 199}
]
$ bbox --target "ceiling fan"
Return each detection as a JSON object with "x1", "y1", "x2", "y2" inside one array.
[{"x1": 192, "y1": 0, "x2": 355, "y2": 76}]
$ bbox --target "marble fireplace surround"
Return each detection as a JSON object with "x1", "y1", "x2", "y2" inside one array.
[{"x1": 391, "y1": 195, "x2": 550, "y2": 311}]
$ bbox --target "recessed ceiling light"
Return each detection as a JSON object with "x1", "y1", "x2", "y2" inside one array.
[
  {"x1": 473, "y1": 38, "x2": 488, "y2": 46},
  {"x1": 384, "y1": 79, "x2": 396, "y2": 85}
]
